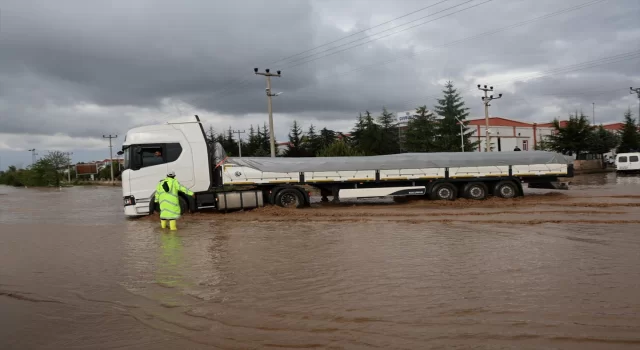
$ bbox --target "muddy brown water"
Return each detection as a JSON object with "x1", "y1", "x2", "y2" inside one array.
[{"x1": 1, "y1": 172, "x2": 640, "y2": 349}]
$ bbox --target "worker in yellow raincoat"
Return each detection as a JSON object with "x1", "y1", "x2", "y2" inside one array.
[{"x1": 154, "y1": 170, "x2": 194, "y2": 230}]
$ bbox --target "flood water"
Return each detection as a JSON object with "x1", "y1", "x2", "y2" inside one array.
[{"x1": 1, "y1": 173, "x2": 640, "y2": 349}]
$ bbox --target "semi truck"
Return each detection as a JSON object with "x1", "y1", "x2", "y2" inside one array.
[{"x1": 119, "y1": 115, "x2": 573, "y2": 217}]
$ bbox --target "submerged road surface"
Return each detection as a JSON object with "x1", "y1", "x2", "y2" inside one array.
[{"x1": 1, "y1": 173, "x2": 640, "y2": 349}]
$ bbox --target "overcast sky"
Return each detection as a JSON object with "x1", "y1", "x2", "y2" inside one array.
[{"x1": 1, "y1": 0, "x2": 639, "y2": 167}]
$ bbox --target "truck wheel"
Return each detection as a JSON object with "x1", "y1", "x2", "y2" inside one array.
[
  {"x1": 275, "y1": 188, "x2": 304, "y2": 208},
  {"x1": 463, "y1": 182, "x2": 488, "y2": 200},
  {"x1": 429, "y1": 183, "x2": 457, "y2": 200},
  {"x1": 493, "y1": 181, "x2": 518, "y2": 198}
]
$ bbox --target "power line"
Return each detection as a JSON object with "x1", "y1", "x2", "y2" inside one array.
[
  {"x1": 319, "y1": 0, "x2": 609, "y2": 79},
  {"x1": 286, "y1": 0, "x2": 487, "y2": 67},
  {"x1": 213, "y1": 0, "x2": 608, "y2": 102},
  {"x1": 212, "y1": 0, "x2": 493, "y2": 101},
  {"x1": 210, "y1": 0, "x2": 454, "y2": 99},
  {"x1": 269, "y1": 0, "x2": 454, "y2": 66}
]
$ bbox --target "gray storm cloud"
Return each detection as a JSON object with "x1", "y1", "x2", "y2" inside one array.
[{"x1": 0, "y1": 0, "x2": 639, "y2": 146}]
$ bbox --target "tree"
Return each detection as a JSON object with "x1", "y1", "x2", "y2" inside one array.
[
  {"x1": 258, "y1": 122, "x2": 275, "y2": 155},
  {"x1": 546, "y1": 112, "x2": 592, "y2": 156},
  {"x1": 378, "y1": 107, "x2": 400, "y2": 154},
  {"x1": 40, "y1": 151, "x2": 70, "y2": 186},
  {"x1": 206, "y1": 125, "x2": 216, "y2": 143},
  {"x1": 302, "y1": 124, "x2": 323, "y2": 157},
  {"x1": 587, "y1": 125, "x2": 619, "y2": 157},
  {"x1": 433, "y1": 81, "x2": 478, "y2": 152},
  {"x1": 319, "y1": 127, "x2": 336, "y2": 150},
  {"x1": 404, "y1": 106, "x2": 438, "y2": 152},
  {"x1": 534, "y1": 137, "x2": 553, "y2": 151},
  {"x1": 284, "y1": 120, "x2": 305, "y2": 157},
  {"x1": 317, "y1": 139, "x2": 364, "y2": 157},
  {"x1": 617, "y1": 108, "x2": 640, "y2": 153},
  {"x1": 351, "y1": 111, "x2": 383, "y2": 155}
]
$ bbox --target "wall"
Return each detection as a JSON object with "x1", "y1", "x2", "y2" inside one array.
[{"x1": 573, "y1": 159, "x2": 603, "y2": 172}]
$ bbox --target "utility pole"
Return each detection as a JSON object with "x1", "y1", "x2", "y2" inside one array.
[
  {"x1": 477, "y1": 84, "x2": 502, "y2": 152},
  {"x1": 102, "y1": 135, "x2": 117, "y2": 183},
  {"x1": 254, "y1": 68, "x2": 282, "y2": 157},
  {"x1": 65, "y1": 152, "x2": 73, "y2": 183},
  {"x1": 27, "y1": 149, "x2": 37, "y2": 165},
  {"x1": 232, "y1": 129, "x2": 246, "y2": 157},
  {"x1": 632, "y1": 87, "x2": 640, "y2": 126},
  {"x1": 592, "y1": 102, "x2": 595, "y2": 125}
]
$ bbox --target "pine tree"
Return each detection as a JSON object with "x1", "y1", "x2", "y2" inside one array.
[
  {"x1": 350, "y1": 113, "x2": 366, "y2": 151},
  {"x1": 546, "y1": 112, "x2": 592, "y2": 156},
  {"x1": 303, "y1": 124, "x2": 322, "y2": 157},
  {"x1": 404, "y1": 106, "x2": 438, "y2": 152},
  {"x1": 317, "y1": 139, "x2": 364, "y2": 157},
  {"x1": 617, "y1": 108, "x2": 640, "y2": 153},
  {"x1": 206, "y1": 125, "x2": 216, "y2": 143},
  {"x1": 284, "y1": 120, "x2": 305, "y2": 157},
  {"x1": 378, "y1": 107, "x2": 400, "y2": 154},
  {"x1": 319, "y1": 127, "x2": 336, "y2": 150},
  {"x1": 259, "y1": 122, "x2": 276, "y2": 155},
  {"x1": 587, "y1": 125, "x2": 619, "y2": 159},
  {"x1": 433, "y1": 81, "x2": 478, "y2": 152},
  {"x1": 225, "y1": 127, "x2": 238, "y2": 156},
  {"x1": 351, "y1": 111, "x2": 383, "y2": 155}
]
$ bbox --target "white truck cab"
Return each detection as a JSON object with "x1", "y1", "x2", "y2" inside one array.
[{"x1": 120, "y1": 116, "x2": 212, "y2": 217}]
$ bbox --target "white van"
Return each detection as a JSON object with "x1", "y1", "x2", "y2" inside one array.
[{"x1": 615, "y1": 152, "x2": 640, "y2": 172}]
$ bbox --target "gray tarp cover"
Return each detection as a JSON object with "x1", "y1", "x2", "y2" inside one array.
[{"x1": 216, "y1": 143, "x2": 573, "y2": 173}]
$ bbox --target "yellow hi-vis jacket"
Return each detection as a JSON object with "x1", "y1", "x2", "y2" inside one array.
[{"x1": 154, "y1": 177, "x2": 194, "y2": 220}]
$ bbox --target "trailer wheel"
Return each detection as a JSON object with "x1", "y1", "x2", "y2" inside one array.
[
  {"x1": 275, "y1": 188, "x2": 304, "y2": 208},
  {"x1": 429, "y1": 183, "x2": 457, "y2": 200},
  {"x1": 493, "y1": 180, "x2": 518, "y2": 198},
  {"x1": 463, "y1": 182, "x2": 488, "y2": 200}
]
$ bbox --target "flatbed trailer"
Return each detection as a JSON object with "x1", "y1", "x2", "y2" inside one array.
[{"x1": 120, "y1": 115, "x2": 573, "y2": 217}]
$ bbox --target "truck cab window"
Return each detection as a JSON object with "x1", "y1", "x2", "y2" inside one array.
[
  {"x1": 166, "y1": 143, "x2": 183, "y2": 162},
  {"x1": 630, "y1": 156, "x2": 639, "y2": 162},
  {"x1": 141, "y1": 147, "x2": 165, "y2": 168}
]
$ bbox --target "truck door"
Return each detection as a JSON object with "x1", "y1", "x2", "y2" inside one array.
[{"x1": 129, "y1": 144, "x2": 168, "y2": 203}]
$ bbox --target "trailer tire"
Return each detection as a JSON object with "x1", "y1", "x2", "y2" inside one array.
[
  {"x1": 463, "y1": 182, "x2": 488, "y2": 200},
  {"x1": 275, "y1": 188, "x2": 305, "y2": 208},
  {"x1": 429, "y1": 183, "x2": 457, "y2": 201},
  {"x1": 493, "y1": 180, "x2": 518, "y2": 199}
]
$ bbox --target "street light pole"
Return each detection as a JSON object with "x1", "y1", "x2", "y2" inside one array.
[{"x1": 254, "y1": 68, "x2": 282, "y2": 157}]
